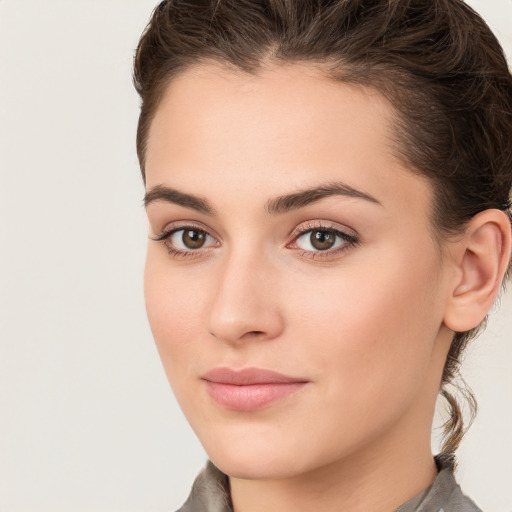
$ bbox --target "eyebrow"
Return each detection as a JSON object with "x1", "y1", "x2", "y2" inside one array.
[
  {"x1": 265, "y1": 181, "x2": 382, "y2": 214},
  {"x1": 143, "y1": 181, "x2": 381, "y2": 215},
  {"x1": 144, "y1": 184, "x2": 215, "y2": 215}
]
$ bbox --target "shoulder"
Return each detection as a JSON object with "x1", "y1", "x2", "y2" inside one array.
[
  {"x1": 397, "y1": 468, "x2": 483, "y2": 512},
  {"x1": 175, "y1": 461, "x2": 232, "y2": 512},
  {"x1": 432, "y1": 470, "x2": 482, "y2": 512}
]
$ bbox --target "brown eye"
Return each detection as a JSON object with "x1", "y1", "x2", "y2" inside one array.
[
  {"x1": 310, "y1": 230, "x2": 336, "y2": 251},
  {"x1": 182, "y1": 229, "x2": 207, "y2": 249},
  {"x1": 293, "y1": 226, "x2": 358, "y2": 256},
  {"x1": 158, "y1": 226, "x2": 218, "y2": 254}
]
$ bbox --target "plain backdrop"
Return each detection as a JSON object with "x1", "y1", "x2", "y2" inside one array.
[{"x1": 0, "y1": 1, "x2": 511, "y2": 511}]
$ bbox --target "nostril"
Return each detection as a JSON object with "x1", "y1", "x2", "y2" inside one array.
[
  {"x1": 208, "y1": 329, "x2": 266, "y2": 342},
  {"x1": 244, "y1": 330, "x2": 265, "y2": 338}
]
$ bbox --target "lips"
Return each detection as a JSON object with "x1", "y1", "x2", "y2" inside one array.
[{"x1": 201, "y1": 367, "x2": 309, "y2": 411}]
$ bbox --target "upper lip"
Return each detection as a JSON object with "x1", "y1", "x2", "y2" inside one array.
[{"x1": 201, "y1": 367, "x2": 309, "y2": 385}]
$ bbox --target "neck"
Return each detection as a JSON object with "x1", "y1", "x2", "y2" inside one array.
[{"x1": 229, "y1": 425, "x2": 438, "y2": 512}]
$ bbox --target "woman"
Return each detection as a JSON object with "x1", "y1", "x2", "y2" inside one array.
[{"x1": 133, "y1": 0, "x2": 512, "y2": 510}]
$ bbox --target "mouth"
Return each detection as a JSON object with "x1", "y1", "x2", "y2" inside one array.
[{"x1": 201, "y1": 367, "x2": 310, "y2": 411}]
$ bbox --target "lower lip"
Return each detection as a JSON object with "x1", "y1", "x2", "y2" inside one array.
[{"x1": 204, "y1": 381, "x2": 308, "y2": 411}]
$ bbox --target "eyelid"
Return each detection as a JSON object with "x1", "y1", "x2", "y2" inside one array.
[
  {"x1": 286, "y1": 220, "x2": 360, "y2": 258},
  {"x1": 151, "y1": 220, "x2": 220, "y2": 242},
  {"x1": 150, "y1": 220, "x2": 221, "y2": 260},
  {"x1": 287, "y1": 220, "x2": 359, "y2": 242}
]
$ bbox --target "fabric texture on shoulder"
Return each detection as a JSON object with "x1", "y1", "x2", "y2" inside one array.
[
  {"x1": 176, "y1": 460, "x2": 482, "y2": 512},
  {"x1": 177, "y1": 461, "x2": 232, "y2": 512},
  {"x1": 396, "y1": 466, "x2": 482, "y2": 512}
]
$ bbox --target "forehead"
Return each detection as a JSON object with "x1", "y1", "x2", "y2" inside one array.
[
  {"x1": 147, "y1": 61, "x2": 396, "y2": 154},
  {"x1": 145, "y1": 61, "x2": 432, "y2": 217}
]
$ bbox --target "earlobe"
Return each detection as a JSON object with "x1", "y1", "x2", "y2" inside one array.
[{"x1": 443, "y1": 209, "x2": 512, "y2": 333}]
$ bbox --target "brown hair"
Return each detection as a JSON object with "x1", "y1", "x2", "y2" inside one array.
[{"x1": 133, "y1": 0, "x2": 512, "y2": 468}]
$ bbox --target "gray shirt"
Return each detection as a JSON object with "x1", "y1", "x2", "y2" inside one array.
[{"x1": 177, "y1": 460, "x2": 482, "y2": 512}]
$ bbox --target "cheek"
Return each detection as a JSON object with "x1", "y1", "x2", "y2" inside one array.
[
  {"x1": 143, "y1": 250, "x2": 210, "y2": 377},
  {"x1": 285, "y1": 248, "x2": 444, "y2": 404}
]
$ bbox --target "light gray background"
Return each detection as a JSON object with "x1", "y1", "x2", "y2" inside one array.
[{"x1": 0, "y1": 1, "x2": 511, "y2": 511}]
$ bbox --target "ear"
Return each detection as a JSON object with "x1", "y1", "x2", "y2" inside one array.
[{"x1": 443, "y1": 209, "x2": 512, "y2": 333}]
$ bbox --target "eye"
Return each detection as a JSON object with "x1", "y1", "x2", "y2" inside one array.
[
  {"x1": 153, "y1": 225, "x2": 219, "y2": 257},
  {"x1": 289, "y1": 224, "x2": 359, "y2": 258},
  {"x1": 171, "y1": 228, "x2": 211, "y2": 250},
  {"x1": 299, "y1": 230, "x2": 339, "y2": 251}
]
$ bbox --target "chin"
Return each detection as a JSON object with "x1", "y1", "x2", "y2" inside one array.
[
  {"x1": 209, "y1": 451, "x2": 304, "y2": 480},
  {"x1": 195, "y1": 423, "x2": 324, "y2": 480}
]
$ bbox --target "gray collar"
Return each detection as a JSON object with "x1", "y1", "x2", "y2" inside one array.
[{"x1": 178, "y1": 460, "x2": 482, "y2": 512}]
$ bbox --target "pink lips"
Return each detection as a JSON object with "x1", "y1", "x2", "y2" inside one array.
[{"x1": 202, "y1": 367, "x2": 309, "y2": 411}]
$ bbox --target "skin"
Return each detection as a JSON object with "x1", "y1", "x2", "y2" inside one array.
[{"x1": 143, "y1": 62, "x2": 511, "y2": 512}]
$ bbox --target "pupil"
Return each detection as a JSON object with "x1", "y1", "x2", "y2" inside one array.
[
  {"x1": 183, "y1": 229, "x2": 206, "y2": 249},
  {"x1": 310, "y1": 230, "x2": 335, "y2": 250}
]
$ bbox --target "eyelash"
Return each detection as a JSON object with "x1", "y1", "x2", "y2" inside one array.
[
  {"x1": 152, "y1": 222, "x2": 218, "y2": 260},
  {"x1": 287, "y1": 221, "x2": 359, "y2": 260},
  {"x1": 153, "y1": 221, "x2": 359, "y2": 261}
]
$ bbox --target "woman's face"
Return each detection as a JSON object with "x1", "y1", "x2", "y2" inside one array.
[{"x1": 144, "y1": 63, "x2": 455, "y2": 479}]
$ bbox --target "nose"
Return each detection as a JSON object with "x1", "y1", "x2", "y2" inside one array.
[{"x1": 207, "y1": 250, "x2": 285, "y2": 345}]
